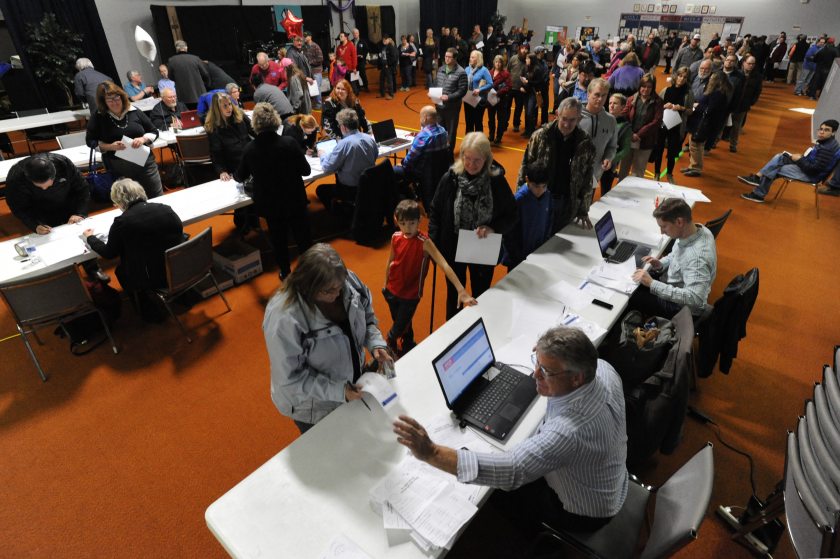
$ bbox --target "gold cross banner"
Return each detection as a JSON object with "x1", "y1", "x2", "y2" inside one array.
[{"x1": 367, "y1": 6, "x2": 382, "y2": 44}]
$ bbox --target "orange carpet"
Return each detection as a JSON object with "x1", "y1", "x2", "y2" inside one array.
[{"x1": 1, "y1": 69, "x2": 837, "y2": 558}]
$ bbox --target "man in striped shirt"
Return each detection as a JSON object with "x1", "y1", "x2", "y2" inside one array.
[
  {"x1": 631, "y1": 197, "x2": 717, "y2": 317},
  {"x1": 394, "y1": 327, "x2": 628, "y2": 533}
]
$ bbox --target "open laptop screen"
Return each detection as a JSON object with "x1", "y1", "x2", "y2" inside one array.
[
  {"x1": 371, "y1": 119, "x2": 397, "y2": 142},
  {"x1": 594, "y1": 211, "x2": 618, "y2": 256},
  {"x1": 432, "y1": 318, "x2": 495, "y2": 407}
]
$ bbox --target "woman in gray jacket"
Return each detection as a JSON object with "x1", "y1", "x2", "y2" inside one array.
[{"x1": 263, "y1": 244, "x2": 393, "y2": 433}]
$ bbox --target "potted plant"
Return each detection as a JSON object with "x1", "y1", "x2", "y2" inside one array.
[{"x1": 24, "y1": 13, "x2": 83, "y2": 109}]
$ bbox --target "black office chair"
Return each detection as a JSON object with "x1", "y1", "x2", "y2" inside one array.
[
  {"x1": 704, "y1": 208, "x2": 732, "y2": 239},
  {"x1": 352, "y1": 159, "x2": 397, "y2": 245},
  {"x1": 538, "y1": 442, "x2": 714, "y2": 559},
  {"x1": 0, "y1": 264, "x2": 119, "y2": 381},
  {"x1": 154, "y1": 227, "x2": 231, "y2": 342},
  {"x1": 417, "y1": 149, "x2": 453, "y2": 212}
]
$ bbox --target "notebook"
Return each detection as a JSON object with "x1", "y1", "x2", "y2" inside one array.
[
  {"x1": 371, "y1": 119, "x2": 411, "y2": 148},
  {"x1": 180, "y1": 110, "x2": 201, "y2": 130},
  {"x1": 431, "y1": 318, "x2": 537, "y2": 441},
  {"x1": 594, "y1": 210, "x2": 651, "y2": 264}
]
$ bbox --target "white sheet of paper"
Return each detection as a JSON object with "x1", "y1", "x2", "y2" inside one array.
[
  {"x1": 662, "y1": 108, "x2": 682, "y2": 130},
  {"x1": 318, "y1": 534, "x2": 374, "y2": 559},
  {"x1": 114, "y1": 136, "x2": 150, "y2": 166},
  {"x1": 579, "y1": 281, "x2": 615, "y2": 303},
  {"x1": 357, "y1": 372, "x2": 398, "y2": 412},
  {"x1": 428, "y1": 87, "x2": 443, "y2": 104},
  {"x1": 475, "y1": 41, "x2": 485, "y2": 49},
  {"x1": 586, "y1": 258, "x2": 638, "y2": 294},
  {"x1": 350, "y1": 71, "x2": 363, "y2": 85},
  {"x1": 561, "y1": 313, "x2": 609, "y2": 344},
  {"x1": 454, "y1": 229, "x2": 501, "y2": 265},
  {"x1": 308, "y1": 81, "x2": 321, "y2": 96},
  {"x1": 543, "y1": 279, "x2": 593, "y2": 311},
  {"x1": 508, "y1": 294, "x2": 565, "y2": 341},
  {"x1": 462, "y1": 90, "x2": 480, "y2": 107},
  {"x1": 487, "y1": 89, "x2": 500, "y2": 106}
]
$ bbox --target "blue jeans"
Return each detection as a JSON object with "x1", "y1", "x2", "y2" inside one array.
[{"x1": 754, "y1": 153, "x2": 813, "y2": 198}]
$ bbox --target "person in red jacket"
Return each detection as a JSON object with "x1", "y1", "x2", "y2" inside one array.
[{"x1": 335, "y1": 32, "x2": 357, "y2": 73}]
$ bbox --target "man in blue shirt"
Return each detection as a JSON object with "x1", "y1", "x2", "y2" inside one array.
[
  {"x1": 124, "y1": 70, "x2": 154, "y2": 101},
  {"x1": 316, "y1": 108, "x2": 378, "y2": 213},
  {"x1": 393, "y1": 105, "x2": 448, "y2": 199}
]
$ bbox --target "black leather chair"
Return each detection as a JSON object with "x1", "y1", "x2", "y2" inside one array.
[
  {"x1": 418, "y1": 149, "x2": 453, "y2": 213},
  {"x1": 352, "y1": 159, "x2": 398, "y2": 245}
]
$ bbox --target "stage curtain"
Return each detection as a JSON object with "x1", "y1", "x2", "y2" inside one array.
[
  {"x1": 0, "y1": 0, "x2": 118, "y2": 109},
  {"x1": 353, "y1": 6, "x2": 396, "y2": 48},
  {"x1": 419, "y1": 0, "x2": 498, "y2": 42}
]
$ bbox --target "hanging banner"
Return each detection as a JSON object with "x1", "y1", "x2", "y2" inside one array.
[
  {"x1": 545, "y1": 26, "x2": 568, "y2": 46},
  {"x1": 366, "y1": 6, "x2": 382, "y2": 44}
]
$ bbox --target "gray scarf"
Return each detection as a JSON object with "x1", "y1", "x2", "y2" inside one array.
[{"x1": 453, "y1": 171, "x2": 493, "y2": 232}]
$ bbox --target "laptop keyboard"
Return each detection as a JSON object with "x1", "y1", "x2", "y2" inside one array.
[
  {"x1": 464, "y1": 365, "x2": 523, "y2": 423},
  {"x1": 610, "y1": 241, "x2": 637, "y2": 263},
  {"x1": 381, "y1": 137, "x2": 410, "y2": 147}
]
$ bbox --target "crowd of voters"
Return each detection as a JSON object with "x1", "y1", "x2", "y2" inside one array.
[{"x1": 5, "y1": 15, "x2": 840, "y2": 541}]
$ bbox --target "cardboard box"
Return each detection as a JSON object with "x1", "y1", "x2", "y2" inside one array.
[
  {"x1": 192, "y1": 265, "x2": 235, "y2": 299},
  {"x1": 212, "y1": 240, "x2": 262, "y2": 284}
]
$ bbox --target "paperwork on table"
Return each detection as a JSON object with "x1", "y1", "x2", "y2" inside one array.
[
  {"x1": 357, "y1": 372, "x2": 400, "y2": 416},
  {"x1": 370, "y1": 415, "x2": 495, "y2": 554},
  {"x1": 319, "y1": 534, "x2": 373, "y2": 559},
  {"x1": 585, "y1": 257, "x2": 639, "y2": 294},
  {"x1": 615, "y1": 176, "x2": 711, "y2": 202}
]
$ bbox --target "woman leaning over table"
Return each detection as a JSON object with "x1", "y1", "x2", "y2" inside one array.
[
  {"x1": 205, "y1": 91, "x2": 257, "y2": 233},
  {"x1": 235, "y1": 103, "x2": 311, "y2": 280},
  {"x1": 85, "y1": 81, "x2": 163, "y2": 198},
  {"x1": 263, "y1": 243, "x2": 393, "y2": 434},
  {"x1": 429, "y1": 132, "x2": 517, "y2": 320}
]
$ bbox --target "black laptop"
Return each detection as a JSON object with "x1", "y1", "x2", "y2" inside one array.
[
  {"x1": 594, "y1": 210, "x2": 651, "y2": 264},
  {"x1": 371, "y1": 119, "x2": 412, "y2": 148},
  {"x1": 431, "y1": 318, "x2": 537, "y2": 441}
]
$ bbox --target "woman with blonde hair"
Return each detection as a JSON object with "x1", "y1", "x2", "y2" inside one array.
[
  {"x1": 235, "y1": 103, "x2": 312, "y2": 279},
  {"x1": 429, "y1": 132, "x2": 517, "y2": 318},
  {"x1": 282, "y1": 113, "x2": 319, "y2": 155},
  {"x1": 464, "y1": 49, "x2": 493, "y2": 134}
]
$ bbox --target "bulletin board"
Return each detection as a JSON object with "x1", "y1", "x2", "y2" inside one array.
[{"x1": 617, "y1": 13, "x2": 743, "y2": 43}]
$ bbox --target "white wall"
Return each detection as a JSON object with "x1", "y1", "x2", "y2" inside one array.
[
  {"x1": 496, "y1": 0, "x2": 840, "y2": 45},
  {"x1": 94, "y1": 0, "x2": 420, "y2": 84}
]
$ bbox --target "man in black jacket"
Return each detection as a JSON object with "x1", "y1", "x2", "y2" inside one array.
[
  {"x1": 727, "y1": 56, "x2": 762, "y2": 153},
  {"x1": 352, "y1": 28, "x2": 369, "y2": 93},
  {"x1": 378, "y1": 35, "x2": 398, "y2": 100},
  {"x1": 149, "y1": 88, "x2": 187, "y2": 130},
  {"x1": 7, "y1": 153, "x2": 109, "y2": 282},
  {"x1": 167, "y1": 40, "x2": 210, "y2": 106},
  {"x1": 807, "y1": 38, "x2": 838, "y2": 99}
]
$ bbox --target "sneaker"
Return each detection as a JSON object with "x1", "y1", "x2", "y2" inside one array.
[
  {"x1": 683, "y1": 169, "x2": 701, "y2": 177},
  {"x1": 818, "y1": 186, "x2": 840, "y2": 196},
  {"x1": 737, "y1": 174, "x2": 761, "y2": 187},
  {"x1": 741, "y1": 192, "x2": 765, "y2": 203},
  {"x1": 679, "y1": 167, "x2": 694, "y2": 174}
]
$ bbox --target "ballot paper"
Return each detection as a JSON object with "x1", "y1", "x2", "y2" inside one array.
[
  {"x1": 463, "y1": 90, "x2": 480, "y2": 107},
  {"x1": 487, "y1": 88, "x2": 500, "y2": 106},
  {"x1": 579, "y1": 281, "x2": 615, "y2": 303},
  {"x1": 454, "y1": 229, "x2": 502, "y2": 265},
  {"x1": 350, "y1": 71, "x2": 363, "y2": 85},
  {"x1": 319, "y1": 534, "x2": 373, "y2": 559},
  {"x1": 114, "y1": 135, "x2": 150, "y2": 167},
  {"x1": 662, "y1": 108, "x2": 682, "y2": 130},
  {"x1": 560, "y1": 313, "x2": 609, "y2": 344},
  {"x1": 543, "y1": 279, "x2": 593, "y2": 311},
  {"x1": 586, "y1": 258, "x2": 638, "y2": 294},
  {"x1": 428, "y1": 87, "x2": 443, "y2": 104},
  {"x1": 475, "y1": 41, "x2": 484, "y2": 50},
  {"x1": 357, "y1": 372, "x2": 399, "y2": 413},
  {"x1": 308, "y1": 81, "x2": 321, "y2": 96}
]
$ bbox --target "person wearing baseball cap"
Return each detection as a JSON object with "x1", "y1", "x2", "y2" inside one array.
[{"x1": 673, "y1": 33, "x2": 704, "y2": 72}]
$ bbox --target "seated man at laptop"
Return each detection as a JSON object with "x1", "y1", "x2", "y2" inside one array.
[
  {"x1": 316, "y1": 108, "x2": 378, "y2": 213},
  {"x1": 394, "y1": 326, "x2": 628, "y2": 534},
  {"x1": 631, "y1": 197, "x2": 717, "y2": 318},
  {"x1": 393, "y1": 105, "x2": 448, "y2": 197}
]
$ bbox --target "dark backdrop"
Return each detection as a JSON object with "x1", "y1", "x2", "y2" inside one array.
[
  {"x1": 352, "y1": 6, "x2": 396, "y2": 48},
  {"x1": 0, "y1": 0, "x2": 117, "y2": 110},
  {"x1": 419, "y1": 0, "x2": 498, "y2": 41}
]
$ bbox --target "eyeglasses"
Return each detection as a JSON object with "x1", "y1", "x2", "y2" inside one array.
[
  {"x1": 530, "y1": 352, "x2": 570, "y2": 377},
  {"x1": 105, "y1": 95, "x2": 122, "y2": 102}
]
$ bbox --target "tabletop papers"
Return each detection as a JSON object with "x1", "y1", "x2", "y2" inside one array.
[
  {"x1": 585, "y1": 258, "x2": 639, "y2": 294},
  {"x1": 543, "y1": 279, "x2": 593, "y2": 311},
  {"x1": 454, "y1": 229, "x2": 502, "y2": 265},
  {"x1": 616, "y1": 176, "x2": 711, "y2": 202},
  {"x1": 370, "y1": 415, "x2": 494, "y2": 554},
  {"x1": 560, "y1": 313, "x2": 609, "y2": 344}
]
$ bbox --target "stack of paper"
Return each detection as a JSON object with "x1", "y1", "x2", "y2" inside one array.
[
  {"x1": 369, "y1": 416, "x2": 494, "y2": 554},
  {"x1": 559, "y1": 313, "x2": 609, "y2": 344},
  {"x1": 586, "y1": 258, "x2": 638, "y2": 294}
]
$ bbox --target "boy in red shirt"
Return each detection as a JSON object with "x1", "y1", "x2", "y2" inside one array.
[{"x1": 384, "y1": 200, "x2": 476, "y2": 355}]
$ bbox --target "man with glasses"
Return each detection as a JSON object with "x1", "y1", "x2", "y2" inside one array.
[
  {"x1": 739, "y1": 119, "x2": 840, "y2": 202},
  {"x1": 518, "y1": 97, "x2": 596, "y2": 233},
  {"x1": 393, "y1": 326, "x2": 628, "y2": 535}
]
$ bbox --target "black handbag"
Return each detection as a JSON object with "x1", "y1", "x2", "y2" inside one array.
[
  {"x1": 600, "y1": 310, "x2": 677, "y2": 391},
  {"x1": 86, "y1": 148, "x2": 115, "y2": 202}
]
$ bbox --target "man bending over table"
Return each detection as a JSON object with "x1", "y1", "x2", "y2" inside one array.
[
  {"x1": 631, "y1": 197, "x2": 717, "y2": 318},
  {"x1": 394, "y1": 326, "x2": 628, "y2": 534}
]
